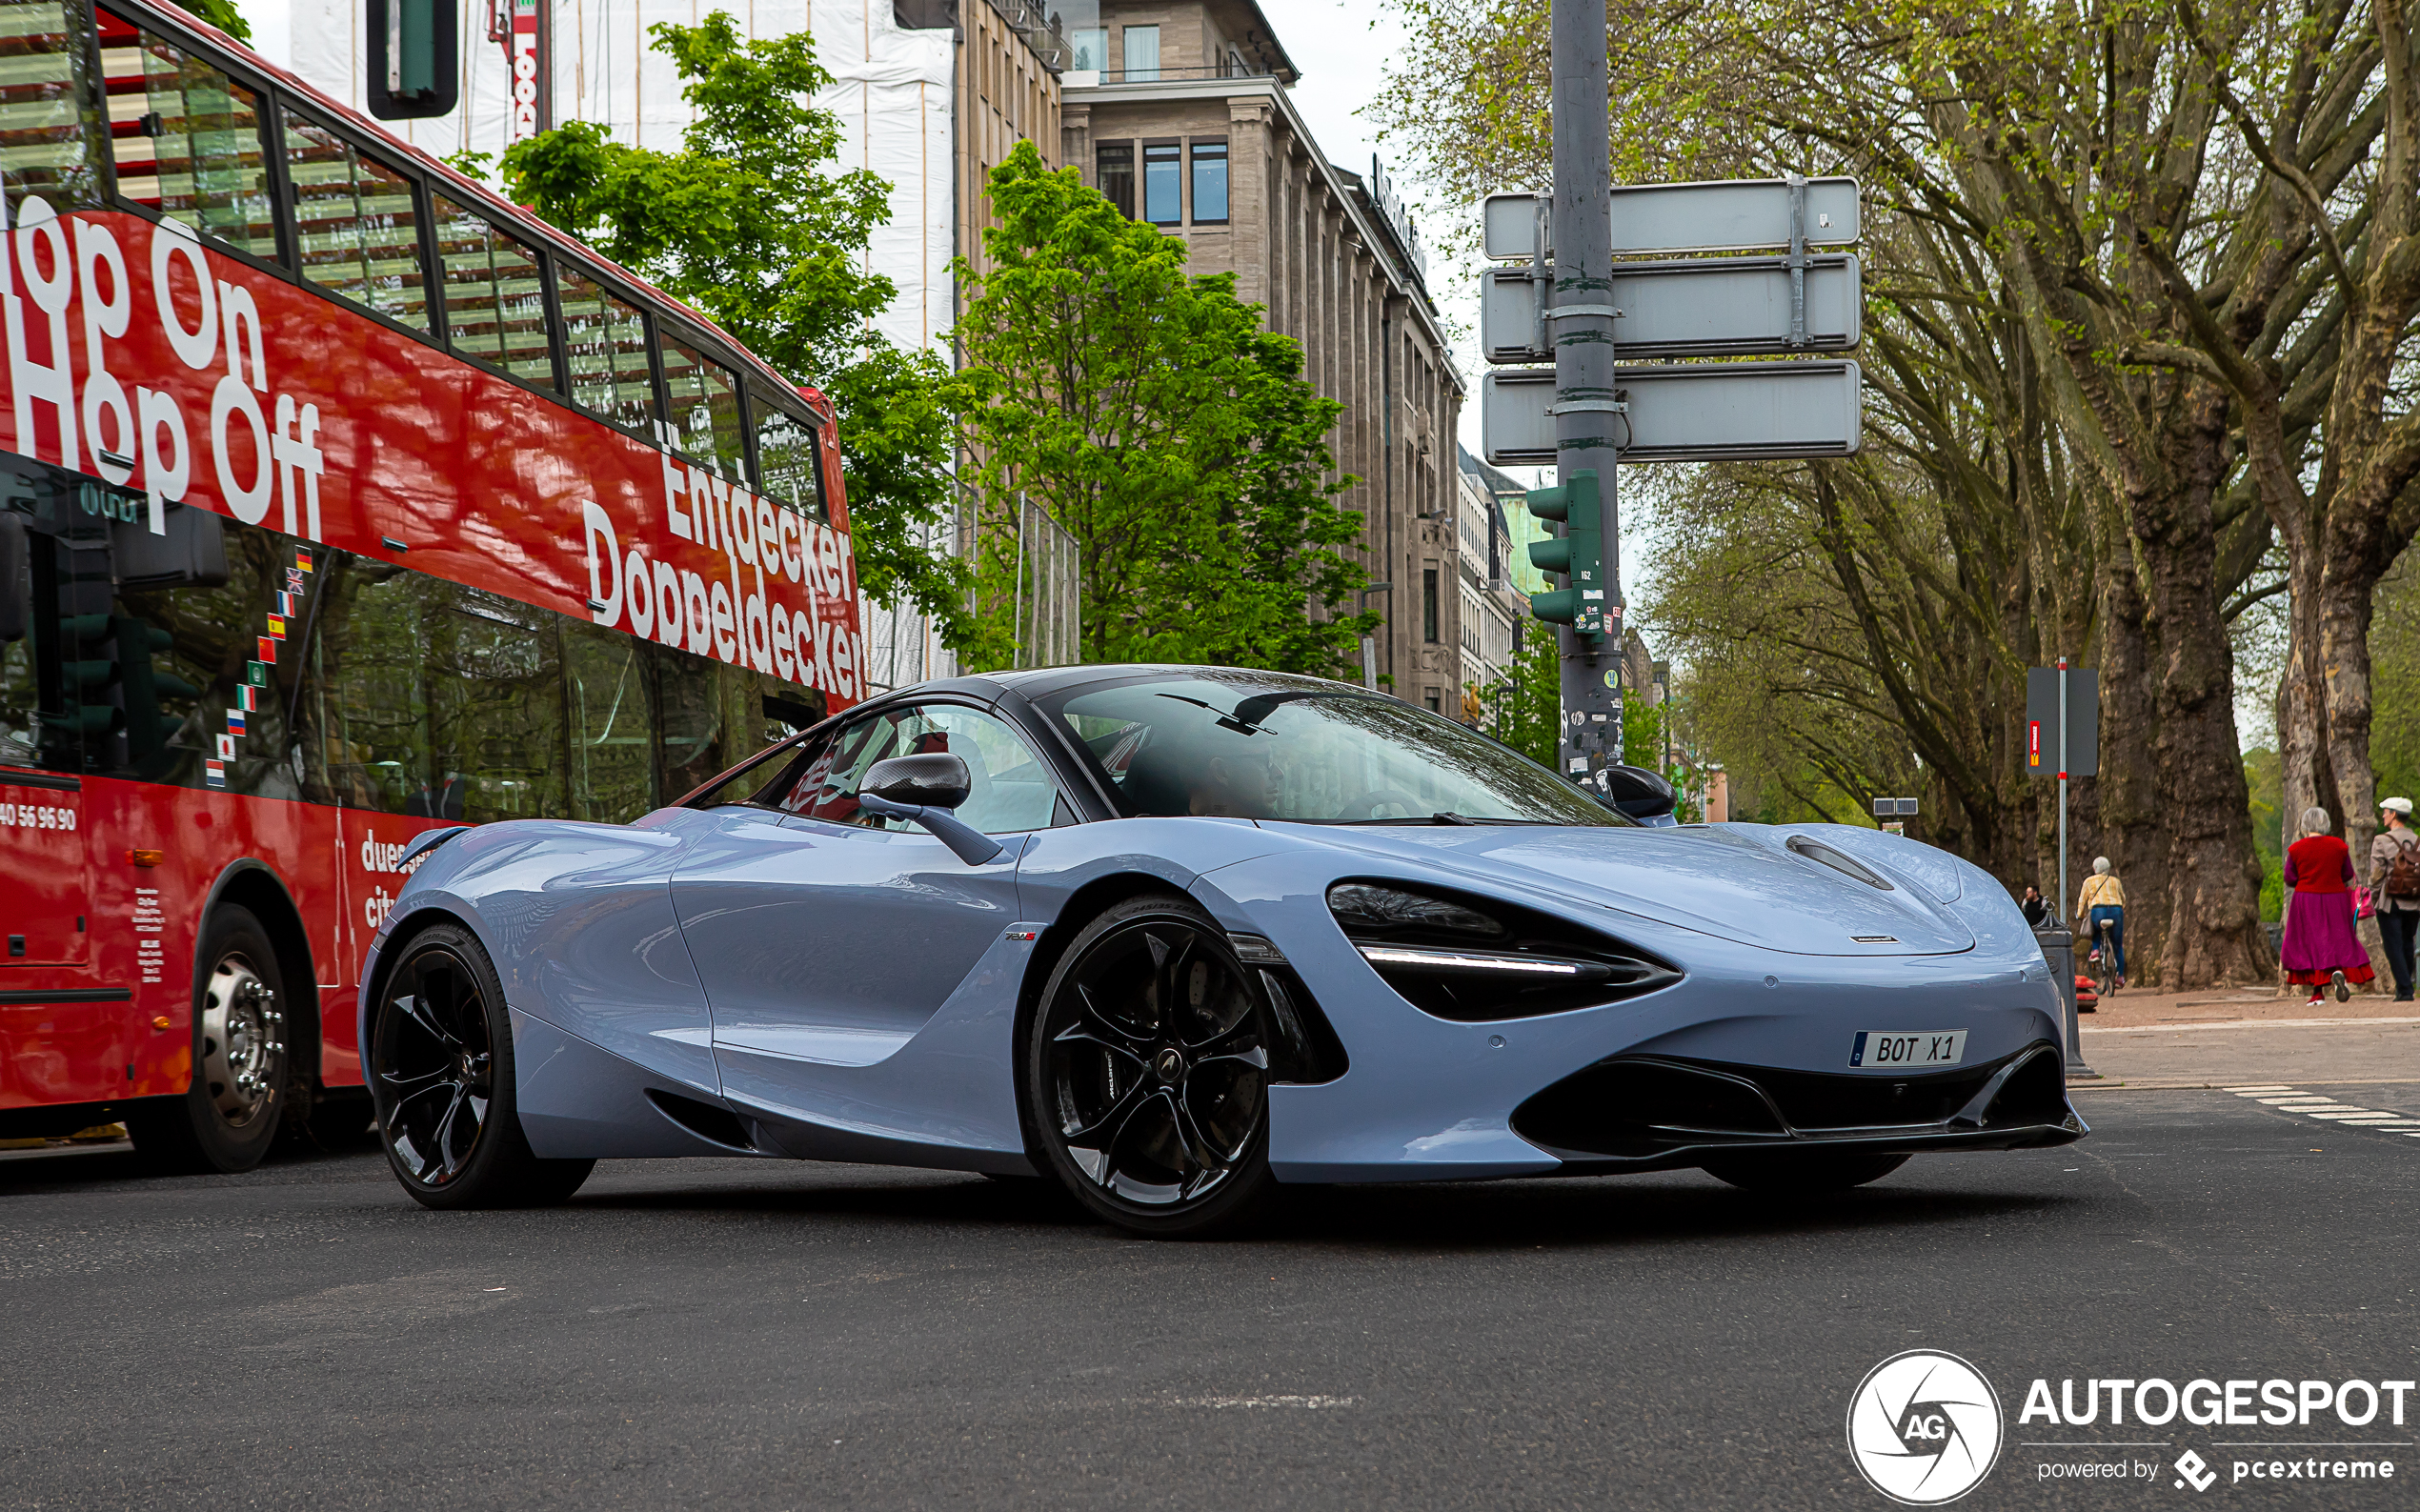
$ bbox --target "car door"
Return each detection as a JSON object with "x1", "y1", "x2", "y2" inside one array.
[{"x1": 667, "y1": 700, "x2": 1062, "y2": 1090}]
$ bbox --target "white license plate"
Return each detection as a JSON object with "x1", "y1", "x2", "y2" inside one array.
[{"x1": 1850, "y1": 1030, "x2": 1968, "y2": 1069}]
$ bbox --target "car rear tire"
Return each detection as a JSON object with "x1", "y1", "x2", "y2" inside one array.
[
  {"x1": 126, "y1": 905, "x2": 288, "y2": 1174},
  {"x1": 1025, "y1": 893, "x2": 1277, "y2": 1239},
  {"x1": 1700, "y1": 1150, "x2": 1909, "y2": 1192},
  {"x1": 368, "y1": 921, "x2": 594, "y2": 1209}
]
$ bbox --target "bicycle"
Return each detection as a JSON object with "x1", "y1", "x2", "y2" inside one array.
[{"x1": 2091, "y1": 917, "x2": 2120, "y2": 1002}]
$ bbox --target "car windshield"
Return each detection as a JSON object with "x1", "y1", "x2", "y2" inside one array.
[{"x1": 1048, "y1": 675, "x2": 1622, "y2": 825}]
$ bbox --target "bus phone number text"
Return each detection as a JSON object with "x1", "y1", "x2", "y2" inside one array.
[{"x1": 0, "y1": 800, "x2": 78, "y2": 831}]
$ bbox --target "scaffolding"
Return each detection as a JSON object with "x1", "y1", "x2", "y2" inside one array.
[{"x1": 999, "y1": 494, "x2": 1080, "y2": 671}]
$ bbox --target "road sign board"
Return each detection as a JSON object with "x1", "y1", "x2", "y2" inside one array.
[
  {"x1": 1482, "y1": 177, "x2": 1862, "y2": 260},
  {"x1": 1481, "y1": 254, "x2": 1863, "y2": 364},
  {"x1": 1482, "y1": 362, "x2": 1864, "y2": 467},
  {"x1": 1871, "y1": 797, "x2": 1918, "y2": 817},
  {"x1": 2024, "y1": 667, "x2": 2100, "y2": 777}
]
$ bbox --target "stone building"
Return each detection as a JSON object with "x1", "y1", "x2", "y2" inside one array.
[{"x1": 1060, "y1": 0, "x2": 1467, "y2": 710}]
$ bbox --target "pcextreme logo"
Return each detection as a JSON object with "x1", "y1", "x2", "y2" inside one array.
[{"x1": 1847, "y1": 1350, "x2": 2006, "y2": 1505}]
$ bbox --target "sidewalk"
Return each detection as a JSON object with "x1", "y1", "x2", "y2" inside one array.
[{"x1": 2069, "y1": 983, "x2": 2420, "y2": 1090}]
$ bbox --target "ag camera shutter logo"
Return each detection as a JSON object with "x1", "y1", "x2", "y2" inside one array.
[{"x1": 1846, "y1": 1350, "x2": 2005, "y2": 1504}]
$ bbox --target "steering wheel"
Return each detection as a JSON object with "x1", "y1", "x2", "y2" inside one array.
[{"x1": 1334, "y1": 789, "x2": 1425, "y2": 821}]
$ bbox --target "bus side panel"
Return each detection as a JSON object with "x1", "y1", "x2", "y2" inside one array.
[{"x1": 9, "y1": 776, "x2": 441, "y2": 1104}]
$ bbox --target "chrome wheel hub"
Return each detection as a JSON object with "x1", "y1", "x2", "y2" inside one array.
[{"x1": 200, "y1": 952, "x2": 282, "y2": 1128}]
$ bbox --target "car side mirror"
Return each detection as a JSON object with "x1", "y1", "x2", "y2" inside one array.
[
  {"x1": 856, "y1": 754, "x2": 1003, "y2": 866},
  {"x1": 862, "y1": 754, "x2": 973, "y2": 809},
  {"x1": 1597, "y1": 763, "x2": 1679, "y2": 824}
]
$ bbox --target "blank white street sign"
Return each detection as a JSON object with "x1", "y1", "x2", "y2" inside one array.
[
  {"x1": 1482, "y1": 363, "x2": 1864, "y2": 466},
  {"x1": 1483, "y1": 178, "x2": 1863, "y2": 259},
  {"x1": 1480, "y1": 255, "x2": 1863, "y2": 363}
]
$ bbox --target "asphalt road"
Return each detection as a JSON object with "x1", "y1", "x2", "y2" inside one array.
[{"x1": 4, "y1": 1085, "x2": 2416, "y2": 1511}]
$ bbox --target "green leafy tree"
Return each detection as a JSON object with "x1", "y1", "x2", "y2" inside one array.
[
  {"x1": 498, "y1": 15, "x2": 966, "y2": 640},
  {"x1": 1494, "y1": 620, "x2": 1561, "y2": 769},
  {"x1": 178, "y1": 0, "x2": 250, "y2": 42},
  {"x1": 952, "y1": 143, "x2": 1372, "y2": 674}
]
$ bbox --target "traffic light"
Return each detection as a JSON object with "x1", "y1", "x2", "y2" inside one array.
[
  {"x1": 1524, "y1": 470, "x2": 1604, "y2": 641},
  {"x1": 368, "y1": 0, "x2": 458, "y2": 119}
]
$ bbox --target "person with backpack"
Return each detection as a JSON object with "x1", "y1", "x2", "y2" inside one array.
[{"x1": 2370, "y1": 796, "x2": 2420, "y2": 1001}]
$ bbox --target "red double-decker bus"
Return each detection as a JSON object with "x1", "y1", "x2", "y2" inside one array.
[{"x1": 0, "y1": 0, "x2": 868, "y2": 1170}]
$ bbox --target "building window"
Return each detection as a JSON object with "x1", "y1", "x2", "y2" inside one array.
[
  {"x1": 1190, "y1": 139, "x2": 1229, "y2": 224},
  {"x1": 1423, "y1": 690, "x2": 1442, "y2": 714},
  {"x1": 1143, "y1": 142, "x2": 1181, "y2": 225},
  {"x1": 1121, "y1": 24, "x2": 1160, "y2": 81},
  {"x1": 1071, "y1": 27, "x2": 1106, "y2": 70},
  {"x1": 1097, "y1": 143, "x2": 1134, "y2": 218},
  {"x1": 1422, "y1": 568, "x2": 1439, "y2": 643}
]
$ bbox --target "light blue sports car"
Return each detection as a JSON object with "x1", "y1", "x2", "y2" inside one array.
[{"x1": 361, "y1": 666, "x2": 2085, "y2": 1236}]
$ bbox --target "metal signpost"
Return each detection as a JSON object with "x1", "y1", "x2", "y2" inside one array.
[
  {"x1": 1870, "y1": 796, "x2": 1917, "y2": 837},
  {"x1": 2024, "y1": 661, "x2": 2102, "y2": 919},
  {"x1": 2025, "y1": 661, "x2": 2101, "y2": 1079},
  {"x1": 1482, "y1": 3, "x2": 1863, "y2": 796}
]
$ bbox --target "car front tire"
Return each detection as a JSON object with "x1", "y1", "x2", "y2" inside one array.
[
  {"x1": 368, "y1": 921, "x2": 593, "y2": 1210},
  {"x1": 1025, "y1": 893, "x2": 1278, "y2": 1238}
]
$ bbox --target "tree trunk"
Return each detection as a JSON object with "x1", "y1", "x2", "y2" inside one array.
[
  {"x1": 2093, "y1": 552, "x2": 2168, "y2": 970},
  {"x1": 2139, "y1": 391, "x2": 2269, "y2": 987}
]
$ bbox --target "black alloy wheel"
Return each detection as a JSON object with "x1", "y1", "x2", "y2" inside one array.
[
  {"x1": 126, "y1": 905, "x2": 290, "y2": 1174},
  {"x1": 1700, "y1": 1149, "x2": 1909, "y2": 1193},
  {"x1": 369, "y1": 921, "x2": 593, "y2": 1209},
  {"x1": 1027, "y1": 894, "x2": 1277, "y2": 1237}
]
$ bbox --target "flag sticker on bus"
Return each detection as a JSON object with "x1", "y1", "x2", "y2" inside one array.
[
  {"x1": 227, "y1": 708, "x2": 247, "y2": 735},
  {"x1": 205, "y1": 760, "x2": 226, "y2": 788},
  {"x1": 294, "y1": 546, "x2": 313, "y2": 572},
  {"x1": 246, "y1": 663, "x2": 269, "y2": 688},
  {"x1": 237, "y1": 685, "x2": 260, "y2": 713},
  {"x1": 276, "y1": 591, "x2": 298, "y2": 616},
  {"x1": 256, "y1": 636, "x2": 277, "y2": 663},
  {"x1": 266, "y1": 615, "x2": 286, "y2": 638}
]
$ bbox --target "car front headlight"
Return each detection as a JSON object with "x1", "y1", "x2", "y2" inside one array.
[{"x1": 1325, "y1": 880, "x2": 1680, "y2": 1022}]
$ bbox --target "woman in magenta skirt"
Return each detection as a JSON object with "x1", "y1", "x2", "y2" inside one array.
[{"x1": 2282, "y1": 806, "x2": 2375, "y2": 1004}]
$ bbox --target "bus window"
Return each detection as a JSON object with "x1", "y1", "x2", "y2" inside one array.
[
  {"x1": 650, "y1": 640, "x2": 724, "y2": 800},
  {"x1": 432, "y1": 193, "x2": 558, "y2": 392},
  {"x1": 98, "y1": 8, "x2": 277, "y2": 260},
  {"x1": 426, "y1": 583, "x2": 566, "y2": 822},
  {"x1": 562, "y1": 617, "x2": 656, "y2": 821},
  {"x1": 659, "y1": 333, "x2": 745, "y2": 477},
  {"x1": 279, "y1": 111, "x2": 430, "y2": 333},
  {"x1": 751, "y1": 393, "x2": 826, "y2": 521},
  {"x1": 555, "y1": 265, "x2": 658, "y2": 434},
  {"x1": 0, "y1": 0, "x2": 106, "y2": 217},
  {"x1": 304, "y1": 555, "x2": 434, "y2": 815}
]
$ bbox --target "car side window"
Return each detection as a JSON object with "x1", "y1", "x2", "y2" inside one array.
[{"x1": 769, "y1": 704, "x2": 1063, "y2": 836}]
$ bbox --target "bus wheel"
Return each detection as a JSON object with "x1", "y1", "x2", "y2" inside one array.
[
  {"x1": 127, "y1": 906, "x2": 289, "y2": 1174},
  {"x1": 368, "y1": 921, "x2": 594, "y2": 1209}
]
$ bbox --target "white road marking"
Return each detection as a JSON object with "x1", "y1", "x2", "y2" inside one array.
[{"x1": 2231, "y1": 1085, "x2": 2415, "y2": 1142}]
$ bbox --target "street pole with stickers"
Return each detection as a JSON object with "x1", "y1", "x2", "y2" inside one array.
[{"x1": 1546, "y1": 0, "x2": 1623, "y2": 779}]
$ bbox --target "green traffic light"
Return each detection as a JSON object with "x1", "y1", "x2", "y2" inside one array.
[{"x1": 1523, "y1": 470, "x2": 1605, "y2": 639}]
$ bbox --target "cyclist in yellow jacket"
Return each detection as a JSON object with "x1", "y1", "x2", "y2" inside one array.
[{"x1": 2077, "y1": 857, "x2": 2126, "y2": 989}]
